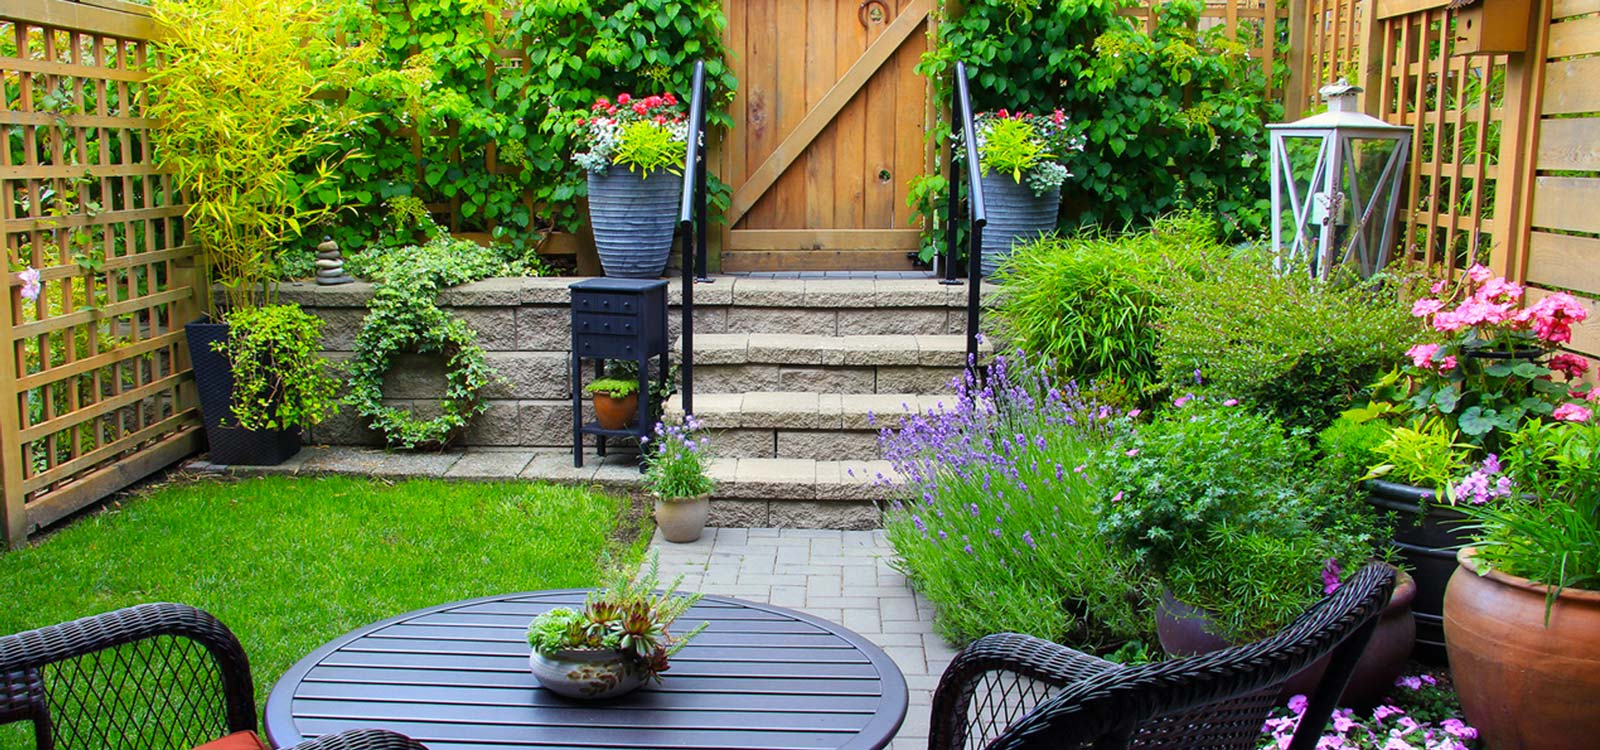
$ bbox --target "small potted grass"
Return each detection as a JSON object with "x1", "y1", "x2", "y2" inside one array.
[
  {"x1": 643, "y1": 416, "x2": 714, "y2": 543},
  {"x1": 584, "y1": 377, "x2": 640, "y2": 430}
]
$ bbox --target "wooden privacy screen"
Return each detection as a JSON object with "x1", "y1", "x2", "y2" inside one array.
[
  {"x1": 720, "y1": 0, "x2": 933, "y2": 271},
  {"x1": 1285, "y1": 0, "x2": 1368, "y2": 117},
  {"x1": 1119, "y1": 0, "x2": 1282, "y2": 101},
  {"x1": 1525, "y1": 0, "x2": 1600, "y2": 356},
  {"x1": 1, "y1": 0, "x2": 203, "y2": 548}
]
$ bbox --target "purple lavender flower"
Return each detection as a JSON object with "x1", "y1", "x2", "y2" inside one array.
[
  {"x1": 1022, "y1": 531, "x2": 1035, "y2": 548},
  {"x1": 1321, "y1": 559, "x2": 1343, "y2": 595}
]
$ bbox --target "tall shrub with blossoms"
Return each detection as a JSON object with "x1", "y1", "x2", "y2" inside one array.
[
  {"x1": 1370, "y1": 264, "x2": 1594, "y2": 455},
  {"x1": 571, "y1": 93, "x2": 688, "y2": 176}
]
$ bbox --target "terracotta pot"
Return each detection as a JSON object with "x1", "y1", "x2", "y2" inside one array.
[
  {"x1": 592, "y1": 391, "x2": 638, "y2": 430},
  {"x1": 528, "y1": 648, "x2": 646, "y2": 700},
  {"x1": 1445, "y1": 548, "x2": 1600, "y2": 750},
  {"x1": 654, "y1": 493, "x2": 710, "y2": 543},
  {"x1": 1364, "y1": 479, "x2": 1469, "y2": 663},
  {"x1": 1157, "y1": 570, "x2": 1416, "y2": 710}
]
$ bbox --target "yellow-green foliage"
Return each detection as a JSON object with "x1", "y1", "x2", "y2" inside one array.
[{"x1": 146, "y1": 0, "x2": 376, "y2": 316}]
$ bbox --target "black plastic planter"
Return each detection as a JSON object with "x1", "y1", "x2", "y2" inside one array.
[
  {"x1": 185, "y1": 319, "x2": 301, "y2": 466},
  {"x1": 1365, "y1": 478, "x2": 1470, "y2": 664}
]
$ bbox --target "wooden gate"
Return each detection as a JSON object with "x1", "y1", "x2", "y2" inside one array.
[{"x1": 720, "y1": 0, "x2": 933, "y2": 271}]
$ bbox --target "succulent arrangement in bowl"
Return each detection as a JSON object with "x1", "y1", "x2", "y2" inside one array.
[{"x1": 525, "y1": 556, "x2": 707, "y2": 700}]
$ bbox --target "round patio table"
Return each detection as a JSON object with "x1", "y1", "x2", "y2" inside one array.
[{"x1": 264, "y1": 590, "x2": 908, "y2": 750}]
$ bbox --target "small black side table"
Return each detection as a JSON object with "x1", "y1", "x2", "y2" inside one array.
[{"x1": 569, "y1": 278, "x2": 669, "y2": 468}]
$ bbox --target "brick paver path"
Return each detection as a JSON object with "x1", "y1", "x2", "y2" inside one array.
[{"x1": 651, "y1": 528, "x2": 955, "y2": 750}]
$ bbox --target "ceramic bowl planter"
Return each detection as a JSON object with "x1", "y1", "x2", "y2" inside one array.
[
  {"x1": 587, "y1": 168, "x2": 682, "y2": 279},
  {"x1": 592, "y1": 391, "x2": 639, "y2": 431},
  {"x1": 1363, "y1": 479, "x2": 1466, "y2": 663},
  {"x1": 655, "y1": 493, "x2": 710, "y2": 543},
  {"x1": 1157, "y1": 571, "x2": 1417, "y2": 710},
  {"x1": 1444, "y1": 548, "x2": 1600, "y2": 750},
  {"x1": 978, "y1": 173, "x2": 1059, "y2": 277},
  {"x1": 529, "y1": 648, "x2": 647, "y2": 700}
]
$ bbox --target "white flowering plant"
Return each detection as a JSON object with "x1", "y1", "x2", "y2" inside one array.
[
  {"x1": 571, "y1": 93, "x2": 688, "y2": 176},
  {"x1": 958, "y1": 109, "x2": 1084, "y2": 196}
]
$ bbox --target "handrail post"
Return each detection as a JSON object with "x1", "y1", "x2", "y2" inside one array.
[
  {"x1": 952, "y1": 62, "x2": 987, "y2": 379},
  {"x1": 940, "y1": 80, "x2": 962, "y2": 286},
  {"x1": 678, "y1": 60, "x2": 708, "y2": 417}
]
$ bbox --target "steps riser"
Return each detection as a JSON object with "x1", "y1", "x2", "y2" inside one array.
[
  {"x1": 712, "y1": 428, "x2": 883, "y2": 461},
  {"x1": 693, "y1": 364, "x2": 963, "y2": 395}
]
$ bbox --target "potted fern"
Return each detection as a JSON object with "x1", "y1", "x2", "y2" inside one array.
[
  {"x1": 961, "y1": 109, "x2": 1082, "y2": 276},
  {"x1": 573, "y1": 93, "x2": 688, "y2": 278}
]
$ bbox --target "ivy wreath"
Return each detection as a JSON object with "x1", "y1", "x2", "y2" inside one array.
[{"x1": 347, "y1": 299, "x2": 496, "y2": 449}]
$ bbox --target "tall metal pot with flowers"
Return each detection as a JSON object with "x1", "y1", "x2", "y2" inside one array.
[
  {"x1": 957, "y1": 109, "x2": 1083, "y2": 276},
  {"x1": 525, "y1": 556, "x2": 707, "y2": 700},
  {"x1": 643, "y1": 416, "x2": 714, "y2": 543},
  {"x1": 573, "y1": 93, "x2": 688, "y2": 278}
]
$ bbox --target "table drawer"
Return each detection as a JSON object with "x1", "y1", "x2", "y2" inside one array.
[
  {"x1": 572, "y1": 292, "x2": 641, "y2": 315},
  {"x1": 573, "y1": 312, "x2": 639, "y2": 337},
  {"x1": 576, "y1": 335, "x2": 641, "y2": 359}
]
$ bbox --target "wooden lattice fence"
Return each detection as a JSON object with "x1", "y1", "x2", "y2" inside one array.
[
  {"x1": 1119, "y1": 0, "x2": 1285, "y2": 101},
  {"x1": 2, "y1": 0, "x2": 203, "y2": 548}
]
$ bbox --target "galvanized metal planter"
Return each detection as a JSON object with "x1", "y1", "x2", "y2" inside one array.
[
  {"x1": 978, "y1": 173, "x2": 1059, "y2": 277},
  {"x1": 587, "y1": 167, "x2": 683, "y2": 279}
]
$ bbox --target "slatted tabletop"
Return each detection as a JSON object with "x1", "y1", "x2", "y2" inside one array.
[{"x1": 264, "y1": 591, "x2": 909, "y2": 750}]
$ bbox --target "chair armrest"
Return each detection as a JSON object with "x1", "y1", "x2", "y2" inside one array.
[
  {"x1": 280, "y1": 728, "x2": 431, "y2": 750},
  {"x1": 0, "y1": 603, "x2": 256, "y2": 742},
  {"x1": 928, "y1": 633, "x2": 1121, "y2": 750}
]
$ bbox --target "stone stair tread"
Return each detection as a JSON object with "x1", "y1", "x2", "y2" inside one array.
[
  {"x1": 675, "y1": 333, "x2": 989, "y2": 367},
  {"x1": 666, "y1": 391, "x2": 953, "y2": 430}
]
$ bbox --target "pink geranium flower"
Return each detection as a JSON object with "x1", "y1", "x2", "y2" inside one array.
[
  {"x1": 1467, "y1": 263, "x2": 1493, "y2": 283},
  {"x1": 1553, "y1": 403, "x2": 1592, "y2": 423},
  {"x1": 1407, "y1": 343, "x2": 1440, "y2": 368},
  {"x1": 1411, "y1": 298, "x2": 1444, "y2": 318},
  {"x1": 1549, "y1": 353, "x2": 1590, "y2": 381}
]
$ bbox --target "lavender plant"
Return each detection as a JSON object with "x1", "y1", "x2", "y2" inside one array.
[{"x1": 879, "y1": 350, "x2": 1147, "y2": 649}]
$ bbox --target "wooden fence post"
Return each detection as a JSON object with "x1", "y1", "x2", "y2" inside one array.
[
  {"x1": 1285, "y1": 0, "x2": 1311, "y2": 118},
  {"x1": 1, "y1": 288, "x2": 26, "y2": 549},
  {"x1": 1488, "y1": 0, "x2": 1552, "y2": 281},
  {"x1": 1356, "y1": 0, "x2": 1385, "y2": 114}
]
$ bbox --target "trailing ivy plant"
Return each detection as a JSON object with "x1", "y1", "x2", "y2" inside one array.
[
  {"x1": 912, "y1": 0, "x2": 1279, "y2": 260},
  {"x1": 218, "y1": 305, "x2": 343, "y2": 431},
  {"x1": 345, "y1": 235, "x2": 518, "y2": 449}
]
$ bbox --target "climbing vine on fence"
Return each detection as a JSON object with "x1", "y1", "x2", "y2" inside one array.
[
  {"x1": 914, "y1": 0, "x2": 1279, "y2": 253},
  {"x1": 296, "y1": 0, "x2": 736, "y2": 258}
]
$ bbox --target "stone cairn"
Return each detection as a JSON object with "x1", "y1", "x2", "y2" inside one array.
[{"x1": 315, "y1": 236, "x2": 355, "y2": 286}]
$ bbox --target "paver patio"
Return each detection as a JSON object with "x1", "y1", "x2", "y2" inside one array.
[{"x1": 648, "y1": 528, "x2": 953, "y2": 750}]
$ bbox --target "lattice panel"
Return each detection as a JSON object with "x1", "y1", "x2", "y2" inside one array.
[
  {"x1": 1294, "y1": 0, "x2": 1367, "y2": 115},
  {"x1": 1370, "y1": 7, "x2": 1508, "y2": 274},
  {"x1": 1119, "y1": 0, "x2": 1283, "y2": 101},
  {"x1": 2, "y1": 0, "x2": 202, "y2": 547}
]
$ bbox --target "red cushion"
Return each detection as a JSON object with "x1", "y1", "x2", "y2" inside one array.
[{"x1": 194, "y1": 731, "x2": 268, "y2": 750}]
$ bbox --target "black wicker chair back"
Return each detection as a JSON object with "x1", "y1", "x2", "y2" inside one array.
[
  {"x1": 929, "y1": 563, "x2": 1397, "y2": 750},
  {"x1": 1, "y1": 602, "x2": 428, "y2": 750}
]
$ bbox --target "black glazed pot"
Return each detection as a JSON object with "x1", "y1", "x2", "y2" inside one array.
[
  {"x1": 1364, "y1": 478, "x2": 1469, "y2": 664},
  {"x1": 185, "y1": 318, "x2": 302, "y2": 466}
]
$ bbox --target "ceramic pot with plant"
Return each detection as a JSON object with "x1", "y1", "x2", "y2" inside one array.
[
  {"x1": 584, "y1": 378, "x2": 640, "y2": 431},
  {"x1": 644, "y1": 416, "x2": 714, "y2": 543},
  {"x1": 1101, "y1": 399, "x2": 1400, "y2": 708},
  {"x1": 525, "y1": 554, "x2": 707, "y2": 700},
  {"x1": 573, "y1": 93, "x2": 687, "y2": 278},
  {"x1": 1443, "y1": 419, "x2": 1600, "y2": 750},
  {"x1": 960, "y1": 109, "x2": 1081, "y2": 276}
]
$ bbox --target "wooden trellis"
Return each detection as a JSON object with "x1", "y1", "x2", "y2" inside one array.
[
  {"x1": 2, "y1": 0, "x2": 203, "y2": 548},
  {"x1": 1119, "y1": 0, "x2": 1284, "y2": 102}
]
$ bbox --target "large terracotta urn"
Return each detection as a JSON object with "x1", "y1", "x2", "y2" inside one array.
[{"x1": 1444, "y1": 548, "x2": 1600, "y2": 750}]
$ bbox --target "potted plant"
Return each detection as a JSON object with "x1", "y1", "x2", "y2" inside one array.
[
  {"x1": 1444, "y1": 417, "x2": 1600, "y2": 750},
  {"x1": 573, "y1": 93, "x2": 687, "y2": 278},
  {"x1": 584, "y1": 378, "x2": 641, "y2": 431},
  {"x1": 525, "y1": 555, "x2": 707, "y2": 700},
  {"x1": 960, "y1": 109, "x2": 1082, "y2": 276},
  {"x1": 147, "y1": 0, "x2": 370, "y2": 464},
  {"x1": 1347, "y1": 263, "x2": 1592, "y2": 658},
  {"x1": 1100, "y1": 399, "x2": 1410, "y2": 710},
  {"x1": 643, "y1": 416, "x2": 715, "y2": 543}
]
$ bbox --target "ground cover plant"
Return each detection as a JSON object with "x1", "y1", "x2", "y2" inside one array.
[
  {"x1": 0, "y1": 475, "x2": 648, "y2": 723},
  {"x1": 1259, "y1": 671, "x2": 1479, "y2": 750},
  {"x1": 879, "y1": 352, "x2": 1147, "y2": 651}
]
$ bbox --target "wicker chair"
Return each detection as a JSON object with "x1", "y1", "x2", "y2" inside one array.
[
  {"x1": 0, "y1": 603, "x2": 427, "y2": 750},
  {"x1": 929, "y1": 562, "x2": 1397, "y2": 750}
]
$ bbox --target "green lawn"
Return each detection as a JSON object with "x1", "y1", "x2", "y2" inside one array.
[{"x1": 0, "y1": 475, "x2": 649, "y2": 713}]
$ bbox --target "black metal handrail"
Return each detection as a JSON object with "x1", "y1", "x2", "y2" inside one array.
[
  {"x1": 940, "y1": 61, "x2": 987, "y2": 370},
  {"x1": 677, "y1": 60, "x2": 710, "y2": 416}
]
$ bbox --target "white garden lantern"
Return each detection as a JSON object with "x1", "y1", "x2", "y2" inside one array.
[{"x1": 1268, "y1": 81, "x2": 1411, "y2": 278}]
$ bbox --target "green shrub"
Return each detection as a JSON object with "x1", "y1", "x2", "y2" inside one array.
[
  {"x1": 219, "y1": 304, "x2": 342, "y2": 431},
  {"x1": 1156, "y1": 253, "x2": 1422, "y2": 432},
  {"x1": 879, "y1": 353, "x2": 1148, "y2": 650},
  {"x1": 991, "y1": 212, "x2": 1218, "y2": 392},
  {"x1": 1318, "y1": 409, "x2": 1395, "y2": 485},
  {"x1": 1098, "y1": 402, "x2": 1379, "y2": 641}
]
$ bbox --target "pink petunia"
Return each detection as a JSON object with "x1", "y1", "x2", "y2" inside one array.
[
  {"x1": 1553, "y1": 403, "x2": 1592, "y2": 423},
  {"x1": 1287, "y1": 695, "x2": 1309, "y2": 715},
  {"x1": 1439, "y1": 719, "x2": 1478, "y2": 740},
  {"x1": 18, "y1": 267, "x2": 41, "y2": 301}
]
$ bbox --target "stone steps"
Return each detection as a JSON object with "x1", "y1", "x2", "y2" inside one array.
[
  {"x1": 666, "y1": 391, "x2": 955, "y2": 460},
  {"x1": 676, "y1": 333, "x2": 982, "y2": 395}
]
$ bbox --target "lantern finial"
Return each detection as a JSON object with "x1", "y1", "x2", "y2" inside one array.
[{"x1": 1319, "y1": 79, "x2": 1361, "y2": 113}]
